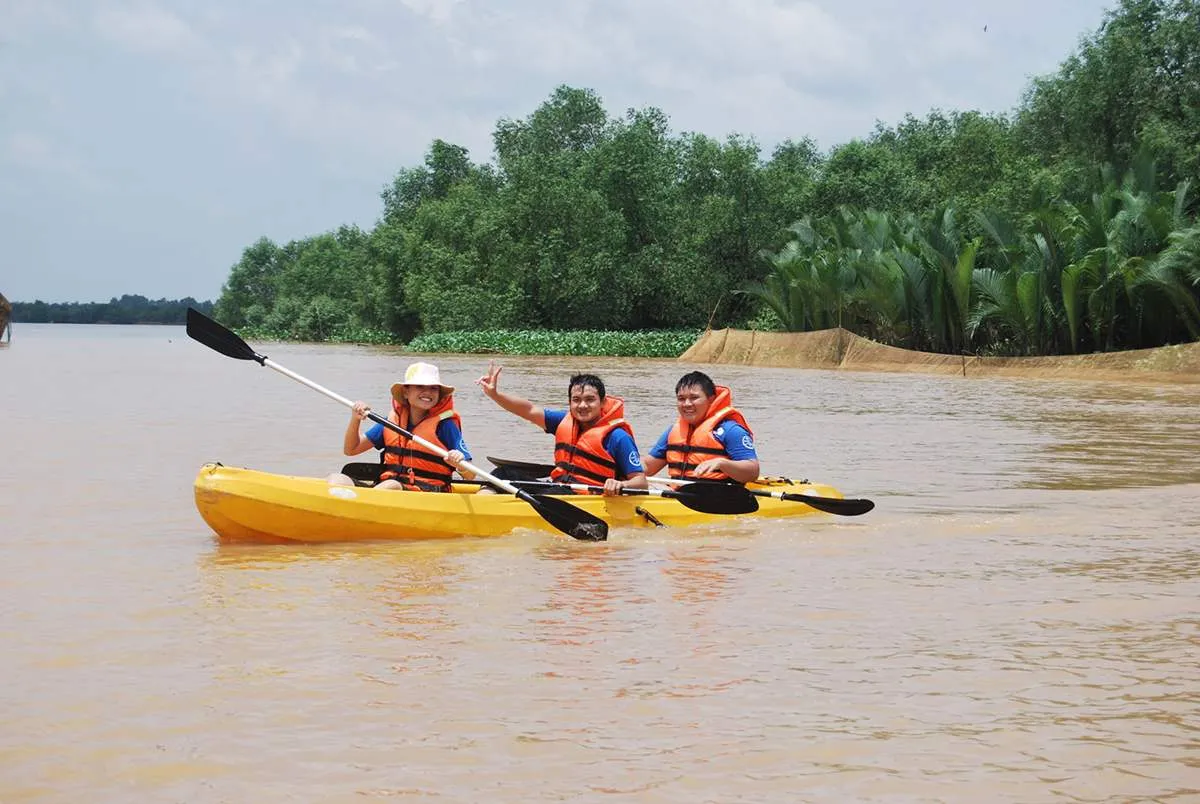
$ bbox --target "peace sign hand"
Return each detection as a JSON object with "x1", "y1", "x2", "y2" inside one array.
[{"x1": 476, "y1": 361, "x2": 503, "y2": 400}]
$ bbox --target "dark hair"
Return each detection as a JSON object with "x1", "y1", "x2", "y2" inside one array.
[
  {"x1": 568, "y1": 373, "x2": 606, "y2": 400},
  {"x1": 675, "y1": 371, "x2": 716, "y2": 396}
]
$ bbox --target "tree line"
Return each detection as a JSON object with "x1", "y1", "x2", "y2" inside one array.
[
  {"x1": 12, "y1": 295, "x2": 213, "y2": 325},
  {"x1": 212, "y1": 0, "x2": 1199, "y2": 355}
]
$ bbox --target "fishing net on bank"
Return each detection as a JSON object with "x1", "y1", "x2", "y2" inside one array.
[{"x1": 680, "y1": 327, "x2": 1200, "y2": 384}]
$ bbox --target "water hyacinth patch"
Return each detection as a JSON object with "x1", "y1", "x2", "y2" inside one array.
[
  {"x1": 406, "y1": 329, "x2": 699, "y2": 358},
  {"x1": 238, "y1": 324, "x2": 405, "y2": 345}
]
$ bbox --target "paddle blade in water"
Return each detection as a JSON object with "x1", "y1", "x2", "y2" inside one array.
[
  {"x1": 522, "y1": 492, "x2": 608, "y2": 541},
  {"x1": 569, "y1": 521, "x2": 608, "y2": 542}
]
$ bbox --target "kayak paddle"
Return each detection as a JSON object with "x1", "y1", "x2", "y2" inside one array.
[
  {"x1": 347, "y1": 463, "x2": 757, "y2": 515},
  {"x1": 648, "y1": 476, "x2": 874, "y2": 516},
  {"x1": 486, "y1": 455, "x2": 556, "y2": 477},
  {"x1": 554, "y1": 481, "x2": 758, "y2": 514},
  {"x1": 186, "y1": 308, "x2": 609, "y2": 541},
  {"x1": 489, "y1": 455, "x2": 875, "y2": 517}
]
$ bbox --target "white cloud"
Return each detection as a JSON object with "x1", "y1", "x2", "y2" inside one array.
[
  {"x1": 62, "y1": 0, "x2": 1063, "y2": 165},
  {"x1": 3, "y1": 132, "x2": 105, "y2": 190},
  {"x1": 6, "y1": 132, "x2": 55, "y2": 163},
  {"x1": 230, "y1": 38, "x2": 305, "y2": 92},
  {"x1": 0, "y1": 0, "x2": 72, "y2": 34},
  {"x1": 315, "y1": 26, "x2": 389, "y2": 75},
  {"x1": 93, "y1": 3, "x2": 203, "y2": 55},
  {"x1": 671, "y1": 0, "x2": 861, "y2": 73},
  {"x1": 398, "y1": 0, "x2": 466, "y2": 26}
]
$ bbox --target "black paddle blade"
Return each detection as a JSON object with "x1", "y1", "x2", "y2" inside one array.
[
  {"x1": 341, "y1": 462, "x2": 385, "y2": 486},
  {"x1": 186, "y1": 307, "x2": 262, "y2": 363},
  {"x1": 517, "y1": 490, "x2": 608, "y2": 541},
  {"x1": 487, "y1": 455, "x2": 556, "y2": 476},
  {"x1": 666, "y1": 483, "x2": 759, "y2": 515},
  {"x1": 780, "y1": 493, "x2": 875, "y2": 516}
]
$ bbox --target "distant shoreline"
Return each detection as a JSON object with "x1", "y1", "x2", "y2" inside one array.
[
  {"x1": 8, "y1": 296, "x2": 213, "y2": 327},
  {"x1": 11, "y1": 321, "x2": 181, "y2": 325}
]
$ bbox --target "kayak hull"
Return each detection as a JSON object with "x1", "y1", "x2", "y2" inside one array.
[{"x1": 193, "y1": 463, "x2": 845, "y2": 544}]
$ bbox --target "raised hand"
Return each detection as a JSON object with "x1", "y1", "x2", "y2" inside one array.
[{"x1": 476, "y1": 361, "x2": 503, "y2": 400}]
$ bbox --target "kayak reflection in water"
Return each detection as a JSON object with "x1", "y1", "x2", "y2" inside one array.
[{"x1": 327, "y1": 362, "x2": 473, "y2": 492}]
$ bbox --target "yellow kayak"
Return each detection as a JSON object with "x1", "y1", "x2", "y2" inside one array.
[{"x1": 194, "y1": 463, "x2": 849, "y2": 544}]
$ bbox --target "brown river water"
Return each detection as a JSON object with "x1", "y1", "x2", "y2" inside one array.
[{"x1": 1, "y1": 324, "x2": 1198, "y2": 803}]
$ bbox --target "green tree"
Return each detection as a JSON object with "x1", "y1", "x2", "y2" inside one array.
[
  {"x1": 214, "y1": 237, "x2": 281, "y2": 327},
  {"x1": 381, "y1": 139, "x2": 476, "y2": 224},
  {"x1": 1017, "y1": 0, "x2": 1200, "y2": 194}
]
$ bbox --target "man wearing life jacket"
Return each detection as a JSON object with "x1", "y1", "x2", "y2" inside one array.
[
  {"x1": 642, "y1": 371, "x2": 760, "y2": 484},
  {"x1": 327, "y1": 362, "x2": 473, "y2": 492},
  {"x1": 476, "y1": 361, "x2": 648, "y2": 496}
]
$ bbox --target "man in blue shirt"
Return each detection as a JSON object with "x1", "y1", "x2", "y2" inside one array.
[
  {"x1": 642, "y1": 371, "x2": 760, "y2": 483},
  {"x1": 476, "y1": 362, "x2": 648, "y2": 496}
]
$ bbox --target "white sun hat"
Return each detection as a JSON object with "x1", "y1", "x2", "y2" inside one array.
[{"x1": 390, "y1": 362, "x2": 454, "y2": 401}]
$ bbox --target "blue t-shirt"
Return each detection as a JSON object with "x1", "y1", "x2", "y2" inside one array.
[
  {"x1": 648, "y1": 419, "x2": 757, "y2": 461},
  {"x1": 543, "y1": 408, "x2": 645, "y2": 478},
  {"x1": 365, "y1": 419, "x2": 472, "y2": 460}
]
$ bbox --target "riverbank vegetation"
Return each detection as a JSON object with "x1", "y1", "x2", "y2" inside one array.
[
  {"x1": 12, "y1": 295, "x2": 213, "y2": 325},
  {"x1": 211, "y1": 0, "x2": 1198, "y2": 357},
  {"x1": 406, "y1": 329, "x2": 698, "y2": 357}
]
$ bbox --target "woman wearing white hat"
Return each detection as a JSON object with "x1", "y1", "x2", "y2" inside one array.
[{"x1": 328, "y1": 361, "x2": 473, "y2": 491}]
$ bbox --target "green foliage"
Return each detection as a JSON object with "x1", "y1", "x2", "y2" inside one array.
[
  {"x1": 749, "y1": 162, "x2": 1200, "y2": 355},
  {"x1": 211, "y1": 0, "x2": 1200, "y2": 357},
  {"x1": 213, "y1": 237, "x2": 280, "y2": 327},
  {"x1": 741, "y1": 304, "x2": 785, "y2": 332},
  {"x1": 406, "y1": 329, "x2": 698, "y2": 358},
  {"x1": 814, "y1": 140, "x2": 920, "y2": 214},
  {"x1": 1016, "y1": 0, "x2": 1200, "y2": 195},
  {"x1": 381, "y1": 139, "x2": 477, "y2": 224},
  {"x1": 237, "y1": 323, "x2": 403, "y2": 345}
]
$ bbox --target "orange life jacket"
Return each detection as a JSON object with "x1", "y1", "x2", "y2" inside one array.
[
  {"x1": 550, "y1": 396, "x2": 633, "y2": 487},
  {"x1": 665, "y1": 386, "x2": 752, "y2": 480},
  {"x1": 379, "y1": 394, "x2": 461, "y2": 492}
]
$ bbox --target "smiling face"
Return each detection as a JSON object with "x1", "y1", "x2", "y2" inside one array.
[
  {"x1": 675, "y1": 383, "x2": 712, "y2": 426},
  {"x1": 403, "y1": 384, "x2": 442, "y2": 414},
  {"x1": 568, "y1": 383, "x2": 604, "y2": 427}
]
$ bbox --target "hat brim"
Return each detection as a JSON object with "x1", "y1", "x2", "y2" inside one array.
[{"x1": 391, "y1": 382, "x2": 455, "y2": 401}]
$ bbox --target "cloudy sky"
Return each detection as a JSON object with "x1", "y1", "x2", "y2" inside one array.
[{"x1": 2, "y1": 0, "x2": 1114, "y2": 303}]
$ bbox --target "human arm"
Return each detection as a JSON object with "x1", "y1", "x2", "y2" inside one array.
[
  {"x1": 640, "y1": 456, "x2": 667, "y2": 476},
  {"x1": 475, "y1": 361, "x2": 546, "y2": 429},
  {"x1": 694, "y1": 421, "x2": 760, "y2": 483},
  {"x1": 603, "y1": 470, "x2": 647, "y2": 496},
  {"x1": 343, "y1": 401, "x2": 378, "y2": 456},
  {"x1": 436, "y1": 419, "x2": 475, "y2": 481},
  {"x1": 444, "y1": 450, "x2": 473, "y2": 480},
  {"x1": 693, "y1": 457, "x2": 758, "y2": 484},
  {"x1": 639, "y1": 427, "x2": 671, "y2": 477},
  {"x1": 601, "y1": 430, "x2": 649, "y2": 496}
]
